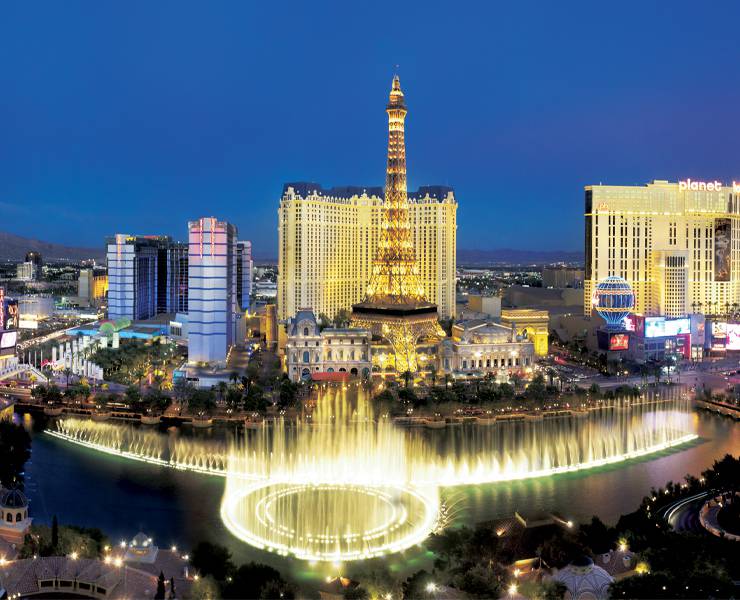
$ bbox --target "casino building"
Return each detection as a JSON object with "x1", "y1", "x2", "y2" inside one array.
[
  {"x1": 439, "y1": 319, "x2": 536, "y2": 379},
  {"x1": 285, "y1": 310, "x2": 372, "y2": 382},
  {"x1": 584, "y1": 180, "x2": 740, "y2": 318}
]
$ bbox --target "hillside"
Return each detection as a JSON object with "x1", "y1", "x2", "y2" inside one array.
[
  {"x1": 458, "y1": 248, "x2": 583, "y2": 265},
  {"x1": 0, "y1": 231, "x2": 105, "y2": 262}
]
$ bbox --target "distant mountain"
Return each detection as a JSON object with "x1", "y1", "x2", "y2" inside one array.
[
  {"x1": 0, "y1": 231, "x2": 104, "y2": 262},
  {"x1": 458, "y1": 248, "x2": 584, "y2": 265}
]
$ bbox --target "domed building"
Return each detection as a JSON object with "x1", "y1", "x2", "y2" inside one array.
[
  {"x1": 552, "y1": 555, "x2": 615, "y2": 600},
  {"x1": 439, "y1": 319, "x2": 536, "y2": 379},
  {"x1": 0, "y1": 487, "x2": 32, "y2": 548},
  {"x1": 123, "y1": 531, "x2": 159, "y2": 564}
]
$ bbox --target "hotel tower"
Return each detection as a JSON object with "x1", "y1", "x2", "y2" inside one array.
[
  {"x1": 584, "y1": 179, "x2": 740, "y2": 318},
  {"x1": 187, "y1": 217, "x2": 238, "y2": 365}
]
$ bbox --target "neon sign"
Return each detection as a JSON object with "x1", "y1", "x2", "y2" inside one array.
[{"x1": 679, "y1": 179, "x2": 723, "y2": 191}]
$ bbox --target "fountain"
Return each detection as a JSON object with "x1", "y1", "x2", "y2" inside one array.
[{"x1": 46, "y1": 385, "x2": 697, "y2": 562}]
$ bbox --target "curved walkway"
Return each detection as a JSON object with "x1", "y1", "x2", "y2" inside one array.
[{"x1": 699, "y1": 497, "x2": 740, "y2": 541}]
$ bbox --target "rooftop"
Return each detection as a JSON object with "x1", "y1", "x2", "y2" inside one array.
[
  {"x1": 282, "y1": 182, "x2": 455, "y2": 202},
  {"x1": 0, "y1": 554, "x2": 191, "y2": 599}
]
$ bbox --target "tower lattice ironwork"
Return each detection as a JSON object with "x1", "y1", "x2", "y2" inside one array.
[{"x1": 352, "y1": 76, "x2": 442, "y2": 374}]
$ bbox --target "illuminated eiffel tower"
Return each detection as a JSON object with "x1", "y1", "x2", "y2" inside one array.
[{"x1": 351, "y1": 75, "x2": 443, "y2": 374}]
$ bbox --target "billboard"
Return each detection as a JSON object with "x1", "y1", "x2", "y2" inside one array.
[
  {"x1": 623, "y1": 314, "x2": 645, "y2": 337},
  {"x1": 0, "y1": 329, "x2": 17, "y2": 357},
  {"x1": 0, "y1": 288, "x2": 4, "y2": 330},
  {"x1": 711, "y1": 321, "x2": 727, "y2": 351},
  {"x1": 5, "y1": 299, "x2": 19, "y2": 329},
  {"x1": 691, "y1": 314, "x2": 706, "y2": 346},
  {"x1": 676, "y1": 333, "x2": 691, "y2": 359},
  {"x1": 645, "y1": 317, "x2": 690, "y2": 338},
  {"x1": 714, "y1": 218, "x2": 731, "y2": 282},
  {"x1": 727, "y1": 324, "x2": 740, "y2": 351},
  {"x1": 609, "y1": 333, "x2": 629, "y2": 351},
  {"x1": 712, "y1": 321, "x2": 727, "y2": 337}
]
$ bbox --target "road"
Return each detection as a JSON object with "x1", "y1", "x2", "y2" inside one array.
[{"x1": 658, "y1": 491, "x2": 711, "y2": 533}]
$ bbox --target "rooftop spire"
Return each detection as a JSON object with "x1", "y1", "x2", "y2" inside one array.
[{"x1": 388, "y1": 75, "x2": 405, "y2": 109}]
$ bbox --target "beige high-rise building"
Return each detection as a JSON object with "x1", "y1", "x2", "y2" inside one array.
[
  {"x1": 278, "y1": 183, "x2": 457, "y2": 321},
  {"x1": 584, "y1": 179, "x2": 740, "y2": 318}
]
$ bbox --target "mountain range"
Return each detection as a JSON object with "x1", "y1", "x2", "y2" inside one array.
[
  {"x1": 0, "y1": 232, "x2": 583, "y2": 266},
  {"x1": 458, "y1": 248, "x2": 583, "y2": 265},
  {"x1": 0, "y1": 232, "x2": 105, "y2": 262}
]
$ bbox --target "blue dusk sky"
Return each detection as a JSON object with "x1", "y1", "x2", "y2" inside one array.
[{"x1": 2, "y1": 1, "x2": 740, "y2": 256}]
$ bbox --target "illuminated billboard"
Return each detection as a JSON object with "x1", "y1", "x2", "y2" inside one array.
[
  {"x1": 645, "y1": 317, "x2": 689, "y2": 338},
  {"x1": 712, "y1": 321, "x2": 727, "y2": 337},
  {"x1": 675, "y1": 333, "x2": 691, "y2": 359},
  {"x1": 727, "y1": 324, "x2": 740, "y2": 351},
  {"x1": 0, "y1": 288, "x2": 4, "y2": 330},
  {"x1": 609, "y1": 333, "x2": 629, "y2": 351},
  {"x1": 0, "y1": 330, "x2": 17, "y2": 348},
  {"x1": 665, "y1": 318, "x2": 690, "y2": 337},
  {"x1": 623, "y1": 314, "x2": 645, "y2": 337},
  {"x1": 714, "y1": 218, "x2": 731, "y2": 282},
  {"x1": 0, "y1": 329, "x2": 17, "y2": 356},
  {"x1": 691, "y1": 314, "x2": 706, "y2": 346},
  {"x1": 5, "y1": 299, "x2": 19, "y2": 329},
  {"x1": 711, "y1": 321, "x2": 727, "y2": 351}
]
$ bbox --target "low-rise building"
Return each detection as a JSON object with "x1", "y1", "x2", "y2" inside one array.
[
  {"x1": 78, "y1": 268, "x2": 109, "y2": 307},
  {"x1": 285, "y1": 310, "x2": 371, "y2": 382},
  {"x1": 542, "y1": 266, "x2": 584, "y2": 289},
  {"x1": 501, "y1": 308, "x2": 550, "y2": 356},
  {"x1": 466, "y1": 294, "x2": 502, "y2": 319},
  {"x1": 439, "y1": 319, "x2": 536, "y2": 379},
  {"x1": 15, "y1": 261, "x2": 38, "y2": 282}
]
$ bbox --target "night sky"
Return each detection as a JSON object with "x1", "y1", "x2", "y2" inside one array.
[{"x1": 3, "y1": 1, "x2": 740, "y2": 256}]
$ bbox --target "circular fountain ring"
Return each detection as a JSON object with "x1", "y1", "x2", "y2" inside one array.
[{"x1": 221, "y1": 481, "x2": 439, "y2": 562}]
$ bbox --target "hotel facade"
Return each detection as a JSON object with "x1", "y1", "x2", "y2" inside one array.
[
  {"x1": 106, "y1": 235, "x2": 189, "y2": 321},
  {"x1": 187, "y1": 217, "x2": 238, "y2": 365},
  {"x1": 277, "y1": 183, "x2": 457, "y2": 322},
  {"x1": 584, "y1": 180, "x2": 740, "y2": 318}
]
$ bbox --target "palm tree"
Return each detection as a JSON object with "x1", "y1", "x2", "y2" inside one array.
[
  {"x1": 131, "y1": 359, "x2": 149, "y2": 393},
  {"x1": 62, "y1": 367, "x2": 73, "y2": 388},
  {"x1": 215, "y1": 381, "x2": 228, "y2": 405},
  {"x1": 426, "y1": 365, "x2": 438, "y2": 387},
  {"x1": 510, "y1": 372, "x2": 523, "y2": 390},
  {"x1": 240, "y1": 375, "x2": 253, "y2": 396},
  {"x1": 401, "y1": 370, "x2": 412, "y2": 389}
]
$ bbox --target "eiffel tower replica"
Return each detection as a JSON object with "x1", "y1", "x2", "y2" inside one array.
[{"x1": 351, "y1": 75, "x2": 443, "y2": 374}]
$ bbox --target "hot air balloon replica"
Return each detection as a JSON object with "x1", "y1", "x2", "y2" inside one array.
[{"x1": 592, "y1": 276, "x2": 635, "y2": 352}]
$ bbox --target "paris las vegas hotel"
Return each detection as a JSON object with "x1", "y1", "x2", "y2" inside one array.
[
  {"x1": 278, "y1": 184, "x2": 457, "y2": 321},
  {"x1": 584, "y1": 179, "x2": 740, "y2": 318}
]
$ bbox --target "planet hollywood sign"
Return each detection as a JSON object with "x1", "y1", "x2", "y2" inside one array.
[{"x1": 679, "y1": 179, "x2": 740, "y2": 193}]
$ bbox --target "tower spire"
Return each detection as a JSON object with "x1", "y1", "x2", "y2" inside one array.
[
  {"x1": 363, "y1": 75, "x2": 424, "y2": 304},
  {"x1": 351, "y1": 76, "x2": 442, "y2": 374}
]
